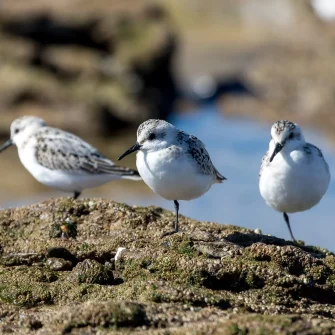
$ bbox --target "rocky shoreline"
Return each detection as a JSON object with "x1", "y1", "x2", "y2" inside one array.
[{"x1": 0, "y1": 198, "x2": 334, "y2": 334}]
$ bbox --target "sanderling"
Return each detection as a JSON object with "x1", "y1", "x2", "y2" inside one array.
[
  {"x1": 259, "y1": 120, "x2": 330, "y2": 242},
  {"x1": 118, "y1": 119, "x2": 226, "y2": 237},
  {"x1": 0, "y1": 116, "x2": 141, "y2": 199}
]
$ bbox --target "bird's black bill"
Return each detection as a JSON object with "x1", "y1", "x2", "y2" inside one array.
[
  {"x1": 269, "y1": 143, "x2": 284, "y2": 162},
  {"x1": 0, "y1": 139, "x2": 13, "y2": 153},
  {"x1": 118, "y1": 143, "x2": 141, "y2": 161}
]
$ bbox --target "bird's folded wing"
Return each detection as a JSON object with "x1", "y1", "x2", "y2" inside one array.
[
  {"x1": 35, "y1": 127, "x2": 137, "y2": 176},
  {"x1": 182, "y1": 131, "x2": 225, "y2": 180}
]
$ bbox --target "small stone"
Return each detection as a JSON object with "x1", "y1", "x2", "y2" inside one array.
[
  {"x1": 191, "y1": 230, "x2": 218, "y2": 242},
  {"x1": 71, "y1": 259, "x2": 114, "y2": 284},
  {"x1": 254, "y1": 228, "x2": 262, "y2": 234},
  {"x1": 194, "y1": 241, "x2": 242, "y2": 259},
  {"x1": 46, "y1": 258, "x2": 73, "y2": 271}
]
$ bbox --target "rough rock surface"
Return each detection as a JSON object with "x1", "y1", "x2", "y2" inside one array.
[
  {"x1": 0, "y1": 0, "x2": 177, "y2": 136},
  {"x1": 0, "y1": 198, "x2": 335, "y2": 334}
]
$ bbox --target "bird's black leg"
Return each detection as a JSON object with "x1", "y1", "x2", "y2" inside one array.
[
  {"x1": 174, "y1": 200, "x2": 179, "y2": 232},
  {"x1": 161, "y1": 200, "x2": 179, "y2": 238},
  {"x1": 283, "y1": 212, "x2": 297, "y2": 243},
  {"x1": 73, "y1": 191, "x2": 81, "y2": 200}
]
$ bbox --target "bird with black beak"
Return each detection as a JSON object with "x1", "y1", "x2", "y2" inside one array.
[
  {"x1": 0, "y1": 116, "x2": 141, "y2": 199},
  {"x1": 118, "y1": 119, "x2": 226, "y2": 238},
  {"x1": 259, "y1": 120, "x2": 330, "y2": 242}
]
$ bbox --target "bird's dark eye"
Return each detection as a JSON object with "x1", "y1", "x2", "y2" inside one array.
[
  {"x1": 148, "y1": 133, "x2": 156, "y2": 141},
  {"x1": 14, "y1": 128, "x2": 19, "y2": 134},
  {"x1": 289, "y1": 133, "x2": 294, "y2": 139}
]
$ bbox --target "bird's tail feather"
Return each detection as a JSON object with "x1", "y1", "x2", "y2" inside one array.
[
  {"x1": 215, "y1": 169, "x2": 227, "y2": 183},
  {"x1": 122, "y1": 174, "x2": 142, "y2": 181},
  {"x1": 121, "y1": 169, "x2": 142, "y2": 181}
]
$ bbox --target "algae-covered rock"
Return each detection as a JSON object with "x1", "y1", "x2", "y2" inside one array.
[
  {"x1": 0, "y1": 252, "x2": 43, "y2": 266},
  {"x1": 71, "y1": 259, "x2": 114, "y2": 284},
  {"x1": 0, "y1": 198, "x2": 334, "y2": 334},
  {"x1": 58, "y1": 301, "x2": 147, "y2": 333}
]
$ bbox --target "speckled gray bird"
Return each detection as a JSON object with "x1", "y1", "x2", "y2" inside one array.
[
  {"x1": 118, "y1": 119, "x2": 226, "y2": 237},
  {"x1": 0, "y1": 116, "x2": 141, "y2": 199}
]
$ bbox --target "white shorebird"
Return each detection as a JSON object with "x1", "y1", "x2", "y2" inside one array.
[
  {"x1": 259, "y1": 120, "x2": 330, "y2": 242},
  {"x1": 0, "y1": 116, "x2": 141, "y2": 199},
  {"x1": 118, "y1": 119, "x2": 226, "y2": 237}
]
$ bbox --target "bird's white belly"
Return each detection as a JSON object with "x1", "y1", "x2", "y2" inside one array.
[
  {"x1": 18, "y1": 147, "x2": 117, "y2": 192},
  {"x1": 136, "y1": 150, "x2": 213, "y2": 201},
  {"x1": 260, "y1": 153, "x2": 330, "y2": 213}
]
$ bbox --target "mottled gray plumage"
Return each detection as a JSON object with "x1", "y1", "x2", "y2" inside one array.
[
  {"x1": 303, "y1": 144, "x2": 323, "y2": 157},
  {"x1": 34, "y1": 127, "x2": 139, "y2": 176},
  {"x1": 176, "y1": 130, "x2": 225, "y2": 182},
  {"x1": 259, "y1": 119, "x2": 330, "y2": 242},
  {"x1": 120, "y1": 118, "x2": 226, "y2": 237},
  {"x1": 137, "y1": 119, "x2": 161, "y2": 138},
  {"x1": 273, "y1": 120, "x2": 296, "y2": 136}
]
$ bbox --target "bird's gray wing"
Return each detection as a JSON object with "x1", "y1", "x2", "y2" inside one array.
[
  {"x1": 177, "y1": 131, "x2": 226, "y2": 182},
  {"x1": 304, "y1": 143, "x2": 330, "y2": 173},
  {"x1": 304, "y1": 143, "x2": 324, "y2": 158},
  {"x1": 34, "y1": 127, "x2": 139, "y2": 177}
]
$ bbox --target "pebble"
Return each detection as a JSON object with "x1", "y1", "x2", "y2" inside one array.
[{"x1": 46, "y1": 258, "x2": 73, "y2": 271}]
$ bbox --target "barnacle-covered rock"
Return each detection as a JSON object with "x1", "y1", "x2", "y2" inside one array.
[{"x1": 0, "y1": 198, "x2": 334, "y2": 334}]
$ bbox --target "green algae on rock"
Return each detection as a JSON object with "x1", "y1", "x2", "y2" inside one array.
[
  {"x1": 0, "y1": 198, "x2": 335, "y2": 334},
  {"x1": 71, "y1": 259, "x2": 114, "y2": 285}
]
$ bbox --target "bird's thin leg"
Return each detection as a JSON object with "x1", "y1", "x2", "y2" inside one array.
[
  {"x1": 283, "y1": 212, "x2": 297, "y2": 243},
  {"x1": 161, "y1": 200, "x2": 179, "y2": 238},
  {"x1": 174, "y1": 200, "x2": 179, "y2": 232},
  {"x1": 73, "y1": 191, "x2": 81, "y2": 200}
]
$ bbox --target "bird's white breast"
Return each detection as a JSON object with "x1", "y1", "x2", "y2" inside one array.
[
  {"x1": 18, "y1": 137, "x2": 52, "y2": 185},
  {"x1": 259, "y1": 147, "x2": 330, "y2": 213},
  {"x1": 136, "y1": 148, "x2": 214, "y2": 201}
]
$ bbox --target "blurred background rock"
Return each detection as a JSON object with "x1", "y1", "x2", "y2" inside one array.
[
  {"x1": 1, "y1": 0, "x2": 335, "y2": 248},
  {"x1": 0, "y1": 0, "x2": 178, "y2": 136},
  {"x1": 1, "y1": 0, "x2": 335, "y2": 136}
]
